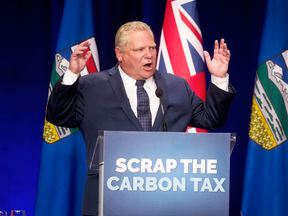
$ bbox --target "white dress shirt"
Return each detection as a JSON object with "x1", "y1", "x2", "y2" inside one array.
[{"x1": 118, "y1": 66, "x2": 159, "y2": 125}]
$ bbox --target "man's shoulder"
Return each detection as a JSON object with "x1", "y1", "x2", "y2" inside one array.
[
  {"x1": 155, "y1": 70, "x2": 186, "y2": 83},
  {"x1": 80, "y1": 65, "x2": 118, "y2": 82}
]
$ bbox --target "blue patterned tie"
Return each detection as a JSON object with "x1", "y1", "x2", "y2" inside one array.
[{"x1": 136, "y1": 80, "x2": 152, "y2": 131}]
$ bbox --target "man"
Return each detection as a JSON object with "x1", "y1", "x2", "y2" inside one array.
[{"x1": 47, "y1": 21, "x2": 236, "y2": 215}]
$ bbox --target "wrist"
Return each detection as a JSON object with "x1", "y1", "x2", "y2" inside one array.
[{"x1": 63, "y1": 69, "x2": 80, "y2": 85}]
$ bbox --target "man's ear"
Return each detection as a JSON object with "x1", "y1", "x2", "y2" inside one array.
[{"x1": 115, "y1": 47, "x2": 122, "y2": 62}]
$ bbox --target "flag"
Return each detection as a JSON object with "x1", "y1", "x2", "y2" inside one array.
[
  {"x1": 241, "y1": 0, "x2": 288, "y2": 215},
  {"x1": 156, "y1": 0, "x2": 206, "y2": 133},
  {"x1": 34, "y1": 0, "x2": 100, "y2": 215}
]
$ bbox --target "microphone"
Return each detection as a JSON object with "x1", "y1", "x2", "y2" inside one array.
[{"x1": 155, "y1": 88, "x2": 167, "y2": 132}]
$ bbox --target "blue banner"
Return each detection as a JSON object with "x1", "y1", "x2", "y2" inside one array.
[
  {"x1": 241, "y1": 0, "x2": 288, "y2": 215},
  {"x1": 34, "y1": 0, "x2": 99, "y2": 215}
]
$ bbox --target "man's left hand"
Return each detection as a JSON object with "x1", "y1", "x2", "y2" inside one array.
[{"x1": 204, "y1": 39, "x2": 231, "y2": 78}]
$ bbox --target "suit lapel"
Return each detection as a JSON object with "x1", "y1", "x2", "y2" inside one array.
[
  {"x1": 152, "y1": 70, "x2": 168, "y2": 131},
  {"x1": 107, "y1": 65, "x2": 144, "y2": 131}
]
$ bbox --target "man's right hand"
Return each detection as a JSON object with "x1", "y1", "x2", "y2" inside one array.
[{"x1": 69, "y1": 40, "x2": 92, "y2": 74}]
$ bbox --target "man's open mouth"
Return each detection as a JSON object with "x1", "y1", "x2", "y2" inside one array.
[{"x1": 143, "y1": 63, "x2": 153, "y2": 70}]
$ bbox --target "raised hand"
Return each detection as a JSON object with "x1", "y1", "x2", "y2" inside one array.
[
  {"x1": 203, "y1": 39, "x2": 231, "y2": 78},
  {"x1": 69, "y1": 40, "x2": 92, "y2": 74}
]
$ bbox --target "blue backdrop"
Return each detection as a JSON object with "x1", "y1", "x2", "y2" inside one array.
[{"x1": 0, "y1": 0, "x2": 267, "y2": 215}]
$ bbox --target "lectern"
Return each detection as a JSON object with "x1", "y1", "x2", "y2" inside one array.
[{"x1": 90, "y1": 131, "x2": 233, "y2": 216}]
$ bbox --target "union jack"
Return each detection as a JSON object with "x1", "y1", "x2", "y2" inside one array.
[{"x1": 157, "y1": 0, "x2": 206, "y2": 133}]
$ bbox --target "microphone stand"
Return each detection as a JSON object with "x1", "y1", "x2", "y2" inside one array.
[{"x1": 155, "y1": 88, "x2": 167, "y2": 132}]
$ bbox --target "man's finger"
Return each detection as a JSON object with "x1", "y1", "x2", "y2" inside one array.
[
  {"x1": 84, "y1": 51, "x2": 92, "y2": 62},
  {"x1": 203, "y1": 50, "x2": 211, "y2": 65},
  {"x1": 214, "y1": 40, "x2": 219, "y2": 55},
  {"x1": 225, "y1": 50, "x2": 231, "y2": 62},
  {"x1": 76, "y1": 41, "x2": 91, "y2": 52},
  {"x1": 79, "y1": 40, "x2": 91, "y2": 46}
]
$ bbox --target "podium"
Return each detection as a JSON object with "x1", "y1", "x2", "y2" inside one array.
[{"x1": 90, "y1": 131, "x2": 234, "y2": 216}]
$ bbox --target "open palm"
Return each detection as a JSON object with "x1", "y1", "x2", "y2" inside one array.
[
  {"x1": 69, "y1": 41, "x2": 92, "y2": 74},
  {"x1": 204, "y1": 39, "x2": 230, "y2": 78}
]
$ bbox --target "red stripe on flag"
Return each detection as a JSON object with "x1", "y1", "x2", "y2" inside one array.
[
  {"x1": 180, "y1": 10, "x2": 202, "y2": 46},
  {"x1": 186, "y1": 127, "x2": 207, "y2": 133},
  {"x1": 187, "y1": 72, "x2": 207, "y2": 133},
  {"x1": 162, "y1": 0, "x2": 190, "y2": 80},
  {"x1": 84, "y1": 48, "x2": 98, "y2": 73},
  {"x1": 186, "y1": 71, "x2": 206, "y2": 100},
  {"x1": 196, "y1": 128, "x2": 207, "y2": 133}
]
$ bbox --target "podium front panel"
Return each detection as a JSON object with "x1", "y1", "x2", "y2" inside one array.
[{"x1": 101, "y1": 131, "x2": 230, "y2": 216}]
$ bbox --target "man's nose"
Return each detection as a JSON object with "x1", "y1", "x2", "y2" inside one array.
[{"x1": 144, "y1": 48, "x2": 153, "y2": 58}]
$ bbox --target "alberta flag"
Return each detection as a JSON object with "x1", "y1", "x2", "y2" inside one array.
[
  {"x1": 241, "y1": 0, "x2": 288, "y2": 215},
  {"x1": 34, "y1": 0, "x2": 99, "y2": 215},
  {"x1": 157, "y1": 0, "x2": 206, "y2": 133}
]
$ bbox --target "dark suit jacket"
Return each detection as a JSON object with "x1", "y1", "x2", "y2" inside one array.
[{"x1": 47, "y1": 64, "x2": 236, "y2": 215}]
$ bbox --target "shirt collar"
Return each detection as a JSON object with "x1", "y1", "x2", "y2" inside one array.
[{"x1": 118, "y1": 65, "x2": 155, "y2": 88}]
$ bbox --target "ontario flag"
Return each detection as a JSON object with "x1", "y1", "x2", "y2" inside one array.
[
  {"x1": 157, "y1": 0, "x2": 206, "y2": 133},
  {"x1": 34, "y1": 0, "x2": 99, "y2": 215}
]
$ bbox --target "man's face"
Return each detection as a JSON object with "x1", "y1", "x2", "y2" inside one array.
[{"x1": 116, "y1": 30, "x2": 157, "y2": 80}]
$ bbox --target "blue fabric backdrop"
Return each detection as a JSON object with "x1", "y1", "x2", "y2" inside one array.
[{"x1": 0, "y1": 0, "x2": 267, "y2": 215}]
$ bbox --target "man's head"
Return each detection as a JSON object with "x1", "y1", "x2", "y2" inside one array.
[
  {"x1": 115, "y1": 21, "x2": 155, "y2": 51},
  {"x1": 115, "y1": 21, "x2": 157, "y2": 80}
]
